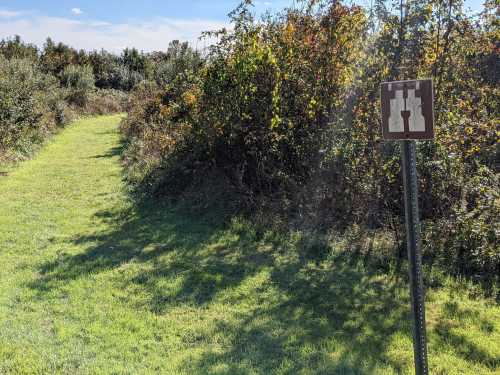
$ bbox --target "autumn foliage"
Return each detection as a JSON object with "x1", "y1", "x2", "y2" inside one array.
[{"x1": 126, "y1": 0, "x2": 499, "y2": 292}]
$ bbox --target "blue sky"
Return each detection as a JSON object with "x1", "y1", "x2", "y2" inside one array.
[
  {"x1": 0, "y1": 1, "x2": 292, "y2": 23},
  {"x1": 0, "y1": 0, "x2": 487, "y2": 52}
]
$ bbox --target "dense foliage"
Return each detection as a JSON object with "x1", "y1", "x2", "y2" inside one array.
[
  {"x1": 0, "y1": 56, "x2": 62, "y2": 156},
  {"x1": 61, "y1": 64, "x2": 96, "y2": 107},
  {"x1": 121, "y1": 0, "x2": 499, "y2": 294},
  {"x1": 0, "y1": 36, "x2": 187, "y2": 161}
]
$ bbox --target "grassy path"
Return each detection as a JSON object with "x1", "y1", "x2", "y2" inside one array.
[{"x1": 0, "y1": 115, "x2": 498, "y2": 374}]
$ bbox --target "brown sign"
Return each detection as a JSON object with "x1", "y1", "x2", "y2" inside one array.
[{"x1": 381, "y1": 79, "x2": 434, "y2": 140}]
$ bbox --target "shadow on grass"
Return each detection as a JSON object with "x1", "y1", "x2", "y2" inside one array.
[
  {"x1": 28, "y1": 196, "x2": 498, "y2": 373},
  {"x1": 434, "y1": 301, "x2": 500, "y2": 369},
  {"x1": 91, "y1": 143, "x2": 126, "y2": 159}
]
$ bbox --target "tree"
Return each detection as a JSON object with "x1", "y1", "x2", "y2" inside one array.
[{"x1": 0, "y1": 35, "x2": 38, "y2": 61}]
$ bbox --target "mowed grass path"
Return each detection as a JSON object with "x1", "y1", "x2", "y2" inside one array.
[{"x1": 0, "y1": 115, "x2": 499, "y2": 374}]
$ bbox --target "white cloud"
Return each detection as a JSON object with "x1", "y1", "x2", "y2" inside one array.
[
  {"x1": 71, "y1": 8, "x2": 83, "y2": 15},
  {"x1": 0, "y1": 14, "x2": 228, "y2": 53},
  {"x1": 255, "y1": 1, "x2": 273, "y2": 6},
  {"x1": 0, "y1": 9, "x2": 21, "y2": 18}
]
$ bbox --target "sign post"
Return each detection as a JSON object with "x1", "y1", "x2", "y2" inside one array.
[{"x1": 381, "y1": 79, "x2": 434, "y2": 375}]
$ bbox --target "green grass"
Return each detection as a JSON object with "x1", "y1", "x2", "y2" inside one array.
[{"x1": 0, "y1": 115, "x2": 498, "y2": 374}]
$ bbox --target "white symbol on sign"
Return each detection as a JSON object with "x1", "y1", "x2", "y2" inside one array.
[{"x1": 388, "y1": 82, "x2": 425, "y2": 133}]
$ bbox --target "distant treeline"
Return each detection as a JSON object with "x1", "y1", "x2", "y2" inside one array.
[
  {"x1": 0, "y1": 35, "x2": 200, "y2": 161},
  {"x1": 0, "y1": 35, "x2": 202, "y2": 91}
]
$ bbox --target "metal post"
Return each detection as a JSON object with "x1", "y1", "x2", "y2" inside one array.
[{"x1": 401, "y1": 140, "x2": 429, "y2": 375}]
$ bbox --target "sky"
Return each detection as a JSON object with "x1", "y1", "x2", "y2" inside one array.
[{"x1": 0, "y1": 0, "x2": 487, "y2": 53}]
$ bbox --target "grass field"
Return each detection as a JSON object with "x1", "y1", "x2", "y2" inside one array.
[{"x1": 0, "y1": 115, "x2": 498, "y2": 374}]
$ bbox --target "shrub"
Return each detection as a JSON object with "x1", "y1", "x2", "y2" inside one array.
[
  {"x1": 61, "y1": 64, "x2": 95, "y2": 107},
  {"x1": 93, "y1": 62, "x2": 144, "y2": 91},
  {"x1": 120, "y1": 78, "x2": 197, "y2": 188},
  {"x1": 120, "y1": 41, "x2": 203, "y2": 189},
  {"x1": 86, "y1": 89, "x2": 128, "y2": 115},
  {"x1": 0, "y1": 57, "x2": 63, "y2": 158},
  {"x1": 0, "y1": 35, "x2": 132, "y2": 164},
  {"x1": 153, "y1": 40, "x2": 203, "y2": 86}
]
